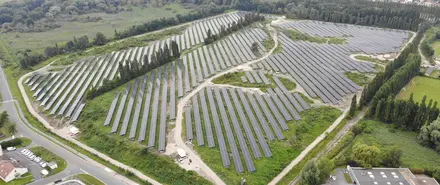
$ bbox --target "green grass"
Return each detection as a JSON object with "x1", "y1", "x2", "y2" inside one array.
[
  {"x1": 354, "y1": 55, "x2": 387, "y2": 64},
  {"x1": 16, "y1": 137, "x2": 32, "y2": 148},
  {"x1": 29, "y1": 146, "x2": 67, "y2": 176},
  {"x1": 432, "y1": 40, "x2": 440, "y2": 58},
  {"x1": 396, "y1": 76, "x2": 440, "y2": 104},
  {"x1": 353, "y1": 120, "x2": 440, "y2": 170},
  {"x1": 274, "y1": 42, "x2": 283, "y2": 53},
  {"x1": 343, "y1": 172, "x2": 353, "y2": 183},
  {"x1": 72, "y1": 174, "x2": 105, "y2": 185},
  {"x1": 192, "y1": 107, "x2": 342, "y2": 185},
  {"x1": 0, "y1": 173, "x2": 33, "y2": 185},
  {"x1": 282, "y1": 29, "x2": 346, "y2": 44},
  {"x1": 263, "y1": 38, "x2": 275, "y2": 51},
  {"x1": 212, "y1": 72, "x2": 277, "y2": 92},
  {"x1": 344, "y1": 72, "x2": 371, "y2": 86},
  {"x1": 2, "y1": 4, "x2": 191, "y2": 53},
  {"x1": 430, "y1": 69, "x2": 440, "y2": 78},
  {"x1": 277, "y1": 76, "x2": 296, "y2": 90}
]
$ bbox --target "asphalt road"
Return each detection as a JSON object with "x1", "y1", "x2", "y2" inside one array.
[{"x1": 0, "y1": 66, "x2": 133, "y2": 185}]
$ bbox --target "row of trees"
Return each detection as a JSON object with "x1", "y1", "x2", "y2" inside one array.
[
  {"x1": 204, "y1": 12, "x2": 265, "y2": 45},
  {"x1": 358, "y1": 22, "x2": 429, "y2": 108},
  {"x1": 0, "y1": 111, "x2": 17, "y2": 136},
  {"x1": 86, "y1": 41, "x2": 179, "y2": 99},
  {"x1": 370, "y1": 94, "x2": 439, "y2": 131}
]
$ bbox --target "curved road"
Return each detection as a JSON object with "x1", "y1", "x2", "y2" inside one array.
[
  {"x1": 0, "y1": 66, "x2": 135, "y2": 185},
  {"x1": 173, "y1": 24, "x2": 279, "y2": 184}
]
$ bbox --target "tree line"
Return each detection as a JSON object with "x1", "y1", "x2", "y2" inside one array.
[
  {"x1": 419, "y1": 117, "x2": 440, "y2": 154},
  {"x1": 204, "y1": 12, "x2": 264, "y2": 45},
  {"x1": 358, "y1": 22, "x2": 429, "y2": 108},
  {"x1": 86, "y1": 41, "x2": 179, "y2": 99},
  {"x1": 370, "y1": 94, "x2": 439, "y2": 131},
  {"x1": 420, "y1": 28, "x2": 440, "y2": 63}
]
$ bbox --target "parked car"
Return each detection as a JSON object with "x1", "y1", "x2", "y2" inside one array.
[
  {"x1": 20, "y1": 149, "x2": 28, "y2": 154},
  {"x1": 6, "y1": 147, "x2": 16, "y2": 151},
  {"x1": 34, "y1": 157, "x2": 41, "y2": 163}
]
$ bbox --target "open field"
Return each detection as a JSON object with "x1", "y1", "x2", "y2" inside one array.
[
  {"x1": 396, "y1": 76, "x2": 440, "y2": 103},
  {"x1": 1, "y1": 4, "x2": 191, "y2": 52},
  {"x1": 353, "y1": 120, "x2": 440, "y2": 170}
]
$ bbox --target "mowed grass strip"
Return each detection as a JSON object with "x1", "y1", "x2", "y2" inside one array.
[{"x1": 396, "y1": 76, "x2": 440, "y2": 103}]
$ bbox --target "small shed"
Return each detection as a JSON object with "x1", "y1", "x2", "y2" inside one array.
[{"x1": 47, "y1": 162, "x2": 58, "y2": 170}]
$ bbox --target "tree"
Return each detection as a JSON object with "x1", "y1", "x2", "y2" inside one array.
[
  {"x1": 93, "y1": 32, "x2": 107, "y2": 46},
  {"x1": 6, "y1": 124, "x2": 16, "y2": 135},
  {"x1": 0, "y1": 111, "x2": 8, "y2": 128},
  {"x1": 299, "y1": 160, "x2": 321, "y2": 185},
  {"x1": 251, "y1": 42, "x2": 259, "y2": 56},
  {"x1": 352, "y1": 143, "x2": 381, "y2": 168},
  {"x1": 349, "y1": 94, "x2": 357, "y2": 118},
  {"x1": 381, "y1": 147, "x2": 402, "y2": 167},
  {"x1": 419, "y1": 118, "x2": 440, "y2": 153}
]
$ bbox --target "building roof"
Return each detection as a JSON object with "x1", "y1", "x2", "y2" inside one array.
[
  {"x1": 349, "y1": 166, "x2": 440, "y2": 185},
  {"x1": 0, "y1": 160, "x2": 22, "y2": 180},
  {"x1": 350, "y1": 167, "x2": 410, "y2": 185}
]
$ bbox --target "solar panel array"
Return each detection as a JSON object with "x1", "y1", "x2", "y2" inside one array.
[
  {"x1": 184, "y1": 86, "x2": 309, "y2": 172},
  {"x1": 276, "y1": 20, "x2": 410, "y2": 54},
  {"x1": 25, "y1": 11, "x2": 268, "y2": 124}
]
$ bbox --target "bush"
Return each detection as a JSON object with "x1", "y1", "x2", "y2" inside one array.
[
  {"x1": 0, "y1": 138, "x2": 22, "y2": 148},
  {"x1": 411, "y1": 168, "x2": 425, "y2": 174}
]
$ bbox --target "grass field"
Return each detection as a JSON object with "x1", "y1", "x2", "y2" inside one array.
[
  {"x1": 432, "y1": 40, "x2": 440, "y2": 58},
  {"x1": 2, "y1": 4, "x2": 191, "y2": 52},
  {"x1": 354, "y1": 120, "x2": 440, "y2": 170},
  {"x1": 396, "y1": 76, "x2": 440, "y2": 103},
  {"x1": 29, "y1": 146, "x2": 67, "y2": 176},
  {"x1": 344, "y1": 72, "x2": 371, "y2": 86},
  {"x1": 192, "y1": 106, "x2": 342, "y2": 185},
  {"x1": 212, "y1": 72, "x2": 297, "y2": 92},
  {"x1": 282, "y1": 29, "x2": 346, "y2": 44},
  {"x1": 354, "y1": 55, "x2": 387, "y2": 64},
  {"x1": 72, "y1": 174, "x2": 105, "y2": 185}
]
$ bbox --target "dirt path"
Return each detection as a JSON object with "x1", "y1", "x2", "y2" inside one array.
[{"x1": 173, "y1": 23, "x2": 279, "y2": 184}]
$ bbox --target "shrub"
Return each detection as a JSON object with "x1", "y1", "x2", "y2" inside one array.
[{"x1": 0, "y1": 138, "x2": 22, "y2": 148}]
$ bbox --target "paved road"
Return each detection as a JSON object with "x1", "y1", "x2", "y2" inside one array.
[{"x1": 0, "y1": 66, "x2": 134, "y2": 185}]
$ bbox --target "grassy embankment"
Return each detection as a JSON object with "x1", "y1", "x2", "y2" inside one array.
[
  {"x1": 354, "y1": 55, "x2": 388, "y2": 64},
  {"x1": 30, "y1": 146, "x2": 67, "y2": 176},
  {"x1": 282, "y1": 29, "x2": 346, "y2": 44},
  {"x1": 1, "y1": 4, "x2": 191, "y2": 53},
  {"x1": 188, "y1": 106, "x2": 342, "y2": 185},
  {"x1": 72, "y1": 174, "x2": 105, "y2": 185},
  {"x1": 396, "y1": 76, "x2": 440, "y2": 104}
]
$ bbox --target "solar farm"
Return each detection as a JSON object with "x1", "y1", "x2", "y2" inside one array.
[{"x1": 23, "y1": 11, "x2": 412, "y2": 183}]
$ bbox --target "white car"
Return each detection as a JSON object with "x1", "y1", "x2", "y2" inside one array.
[
  {"x1": 34, "y1": 157, "x2": 41, "y2": 163},
  {"x1": 40, "y1": 162, "x2": 47, "y2": 168},
  {"x1": 6, "y1": 147, "x2": 16, "y2": 151},
  {"x1": 20, "y1": 149, "x2": 28, "y2": 154}
]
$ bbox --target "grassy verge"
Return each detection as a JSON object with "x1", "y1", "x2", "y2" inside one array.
[
  {"x1": 16, "y1": 137, "x2": 32, "y2": 148},
  {"x1": 0, "y1": 173, "x2": 33, "y2": 185},
  {"x1": 193, "y1": 107, "x2": 342, "y2": 185},
  {"x1": 277, "y1": 76, "x2": 296, "y2": 90},
  {"x1": 282, "y1": 29, "x2": 346, "y2": 44},
  {"x1": 29, "y1": 146, "x2": 67, "y2": 176},
  {"x1": 344, "y1": 72, "x2": 371, "y2": 86},
  {"x1": 354, "y1": 55, "x2": 387, "y2": 64},
  {"x1": 72, "y1": 174, "x2": 105, "y2": 185},
  {"x1": 396, "y1": 76, "x2": 440, "y2": 104}
]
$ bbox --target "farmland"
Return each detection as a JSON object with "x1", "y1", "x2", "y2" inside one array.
[
  {"x1": 396, "y1": 76, "x2": 440, "y2": 103},
  {"x1": 1, "y1": 4, "x2": 191, "y2": 52},
  {"x1": 20, "y1": 10, "x2": 412, "y2": 185}
]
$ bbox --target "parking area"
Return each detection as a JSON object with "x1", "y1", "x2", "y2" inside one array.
[{"x1": 3, "y1": 148, "x2": 45, "y2": 180}]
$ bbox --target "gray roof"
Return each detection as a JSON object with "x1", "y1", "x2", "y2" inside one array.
[{"x1": 350, "y1": 168, "x2": 410, "y2": 185}]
